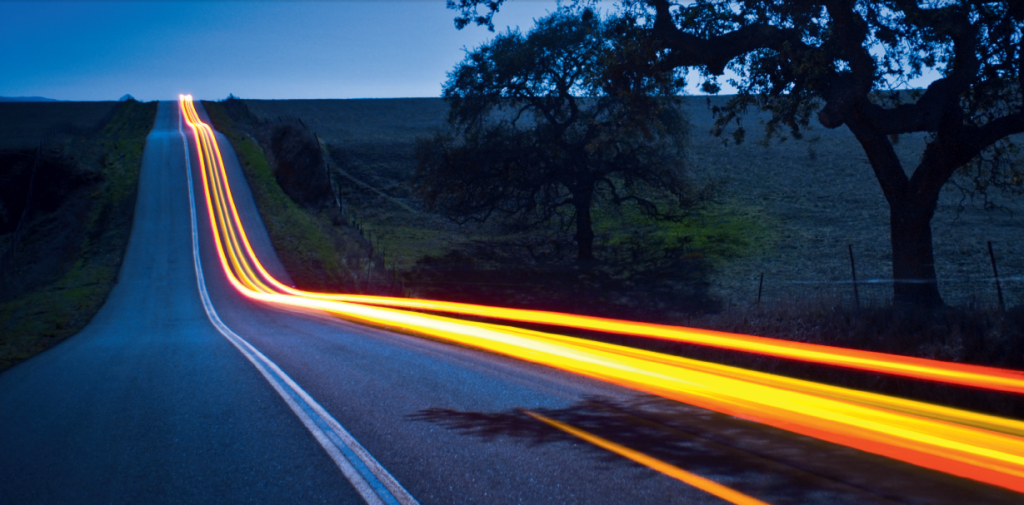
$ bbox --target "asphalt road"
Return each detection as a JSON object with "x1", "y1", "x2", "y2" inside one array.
[{"x1": 1, "y1": 100, "x2": 1021, "y2": 504}]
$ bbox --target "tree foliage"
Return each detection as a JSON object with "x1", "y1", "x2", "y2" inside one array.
[
  {"x1": 419, "y1": 9, "x2": 695, "y2": 261},
  {"x1": 452, "y1": 0, "x2": 1024, "y2": 308}
]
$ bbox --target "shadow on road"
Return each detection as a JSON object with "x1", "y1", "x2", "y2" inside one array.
[{"x1": 409, "y1": 395, "x2": 1023, "y2": 505}]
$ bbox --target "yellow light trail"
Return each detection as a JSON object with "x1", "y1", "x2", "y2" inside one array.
[
  {"x1": 175, "y1": 96, "x2": 1024, "y2": 397},
  {"x1": 179, "y1": 95, "x2": 1024, "y2": 494}
]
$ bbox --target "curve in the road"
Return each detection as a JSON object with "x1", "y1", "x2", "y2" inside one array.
[
  {"x1": 180, "y1": 108, "x2": 417, "y2": 505},
  {"x1": 16, "y1": 97, "x2": 1023, "y2": 505},
  {"x1": 0, "y1": 100, "x2": 368, "y2": 504},
  {"x1": 180, "y1": 92, "x2": 1024, "y2": 496}
]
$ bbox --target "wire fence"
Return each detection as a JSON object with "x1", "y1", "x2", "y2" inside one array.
[{"x1": 720, "y1": 271, "x2": 1024, "y2": 312}]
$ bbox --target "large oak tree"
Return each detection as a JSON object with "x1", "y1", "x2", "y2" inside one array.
[
  {"x1": 451, "y1": 0, "x2": 1024, "y2": 308},
  {"x1": 419, "y1": 9, "x2": 694, "y2": 261}
]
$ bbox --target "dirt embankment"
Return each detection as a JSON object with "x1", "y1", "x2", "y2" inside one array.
[{"x1": 0, "y1": 100, "x2": 157, "y2": 372}]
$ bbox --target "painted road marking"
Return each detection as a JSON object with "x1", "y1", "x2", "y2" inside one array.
[
  {"x1": 178, "y1": 105, "x2": 418, "y2": 505},
  {"x1": 523, "y1": 409, "x2": 770, "y2": 505}
]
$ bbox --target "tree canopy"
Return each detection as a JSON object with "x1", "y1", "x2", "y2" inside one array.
[
  {"x1": 452, "y1": 0, "x2": 1024, "y2": 308},
  {"x1": 418, "y1": 9, "x2": 695, "y2": 261}
]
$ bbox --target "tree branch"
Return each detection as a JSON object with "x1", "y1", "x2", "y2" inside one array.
[
  {"x1": 858, "y1": 77, "x2": 962, "y2": 133},
  {"x1": 649, "y1": 0, "x2": 811, "y2": 76},
  {"x1": 844, "y1": 113, "x2": 909, "y2": 203}
]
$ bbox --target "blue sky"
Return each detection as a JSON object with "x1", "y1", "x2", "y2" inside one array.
[
  {"x1": 1, "y1": 1, "x2": 567, "y2": 101},
  {"x1": 1, "y1": 1, "x2": 937, "y2": 101}
]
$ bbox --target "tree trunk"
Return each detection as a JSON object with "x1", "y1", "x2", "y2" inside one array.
[
  {"x1": 573, "y1": 190, "x2": 595, "y2": 262},
  {"x1": 889, "y1": 198, "x2": 944, "y2": 309},
  {"x1": 845, "y1": 116, "x2": 946, "y2": 310}
]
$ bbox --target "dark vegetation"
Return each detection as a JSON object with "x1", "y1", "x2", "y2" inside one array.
[
  {"x1": 263, "y1": 121, "x2": 334, "y2": 209},
  {"x1": 454, "y1": 0, "x2": 1024, "y2": 310},
  {"x1": 218, "y1": 98, "x2": 335, "y2": 210},
  {"x1": 0, "y1": 101, "x2": 118, "y2": 150},
  {"x1": 210, "y1": 93, "x2": 731, "y2": 318},
  {"x1": 202, "y1": 99, "x2": 400, "y2": 294},
  {"x1": 0, "y1": 100, "x2": 157, "y2": 372},
  {"x1": 188, "y1": 2, "x2": 1024, "y2": 416},
  {"x1": 419, "y1": 11, "x2": 698, "y2": 261},
  {"x1": 425, "y1": 0, "x2": 1024, "y2": 416}
]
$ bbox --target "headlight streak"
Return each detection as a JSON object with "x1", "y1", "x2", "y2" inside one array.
[{"x1": 179, "y1": 95, "x2": 1024, "y2": 494}]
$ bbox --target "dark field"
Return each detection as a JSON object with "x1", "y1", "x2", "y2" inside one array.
[
  {"x1": 245, "y1": 97, "x2": 1024, "y2": 310},
  {"x1": 0, "y1": 100, "x2": 157, "y2": 371},
  {"x1": 0, "y1": 101, "x2": 119, "y2": 150},
  {"x1": 241, "y1": 98, "x2": 746, "y2": 319}
]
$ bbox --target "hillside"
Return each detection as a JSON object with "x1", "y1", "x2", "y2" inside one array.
[
  {"x1": 0, "y1": 100, "x2": 157, "y2": 371},
  {"x1": 245, "y1": 97, "x2": 1024, "y2": 310},
  {"x1": 214, "y1": 96, "x2": 1024, "y2": 412},
  {"x1": 0, "y1": 101, "x2": 119, "y2": 150}
]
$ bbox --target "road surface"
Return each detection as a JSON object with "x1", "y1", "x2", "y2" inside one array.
[{"x1": 1, "y1": 101, "x2": 1019, "y2": 504}]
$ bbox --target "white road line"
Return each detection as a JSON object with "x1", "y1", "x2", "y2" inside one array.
[{"x1": 177, "y1": 104, "x2": 418, "y2": 505}]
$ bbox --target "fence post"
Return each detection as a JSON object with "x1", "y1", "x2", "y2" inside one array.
[
  {"x1": 757, "y1": 273, "x2": 764, "y2": 308},
  {"x1": 848, "y1": 244, "x2": 860, "y2": 309},
  {"x1": 987, "y1": 240, "x2": 1005, "y2": 313}
]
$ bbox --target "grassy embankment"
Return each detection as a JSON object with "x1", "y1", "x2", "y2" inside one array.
[
  {"x1": 0, "y1": 101, "x2": 157, "y2": 372},
  {"x1": 201, "y1": 101, "x2": 391, "y2": 293},
  {"x1": 237, "y1": 99, "x2": 766, "y2": 320}
]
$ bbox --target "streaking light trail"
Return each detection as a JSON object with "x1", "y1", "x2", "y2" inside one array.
[
  {"x1": 172, "y1": 101, "x2": 1024, "y2": 395},
  {"x1": 179, "y1": 94, "x2": 1024, "y2": 494},
  {"x1": 173, "y1": 97, "x2": 1024, "y2": 396},
  {"x1": 293, "y1": 295, "x2": 1024, "y2": 395}
]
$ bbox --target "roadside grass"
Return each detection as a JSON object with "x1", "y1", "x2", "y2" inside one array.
[
  {"x1": 0, "y1": 259, "x2": 117, "y2": 369},
  {"x1": 203, "y1": 101, "x2": 395, "y2": 293},
  {"x1": 328, "y1": 146, "x2": 760, "y2": 319},
  {"x1": 0, "y1": 101, "x2": 157, "y2": 372},
  {"x1": 596, "y1": 200, "x2": 775, "y2": 267}
]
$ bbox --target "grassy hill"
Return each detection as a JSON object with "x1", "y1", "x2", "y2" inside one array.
[
  {"x1": 0, "y1": 100, "x2": 157, "y2": 372},
  {"x1": 245, "y1": 97, "x2": 1024, "y2": 308}
]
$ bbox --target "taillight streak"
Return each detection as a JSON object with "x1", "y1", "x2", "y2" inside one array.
[{"x1": 179, "y1": 94, "x2": 1024, "y2": 493}]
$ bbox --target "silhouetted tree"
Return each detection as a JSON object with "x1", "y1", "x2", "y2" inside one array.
[
  {"x1": 452, "y1": 0, "x2": 1024, "y2": 309},
  {"x1": 418, "y1": 10, "x2": 694, "y2": 261}
]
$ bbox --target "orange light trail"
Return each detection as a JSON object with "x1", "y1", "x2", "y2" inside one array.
[
  {"x1": 179, "y1": 95, "x2": 1024, "y2": 494},
  {"x1": 176, "y1": 98, "x2": 1024, "y2": 397}
]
